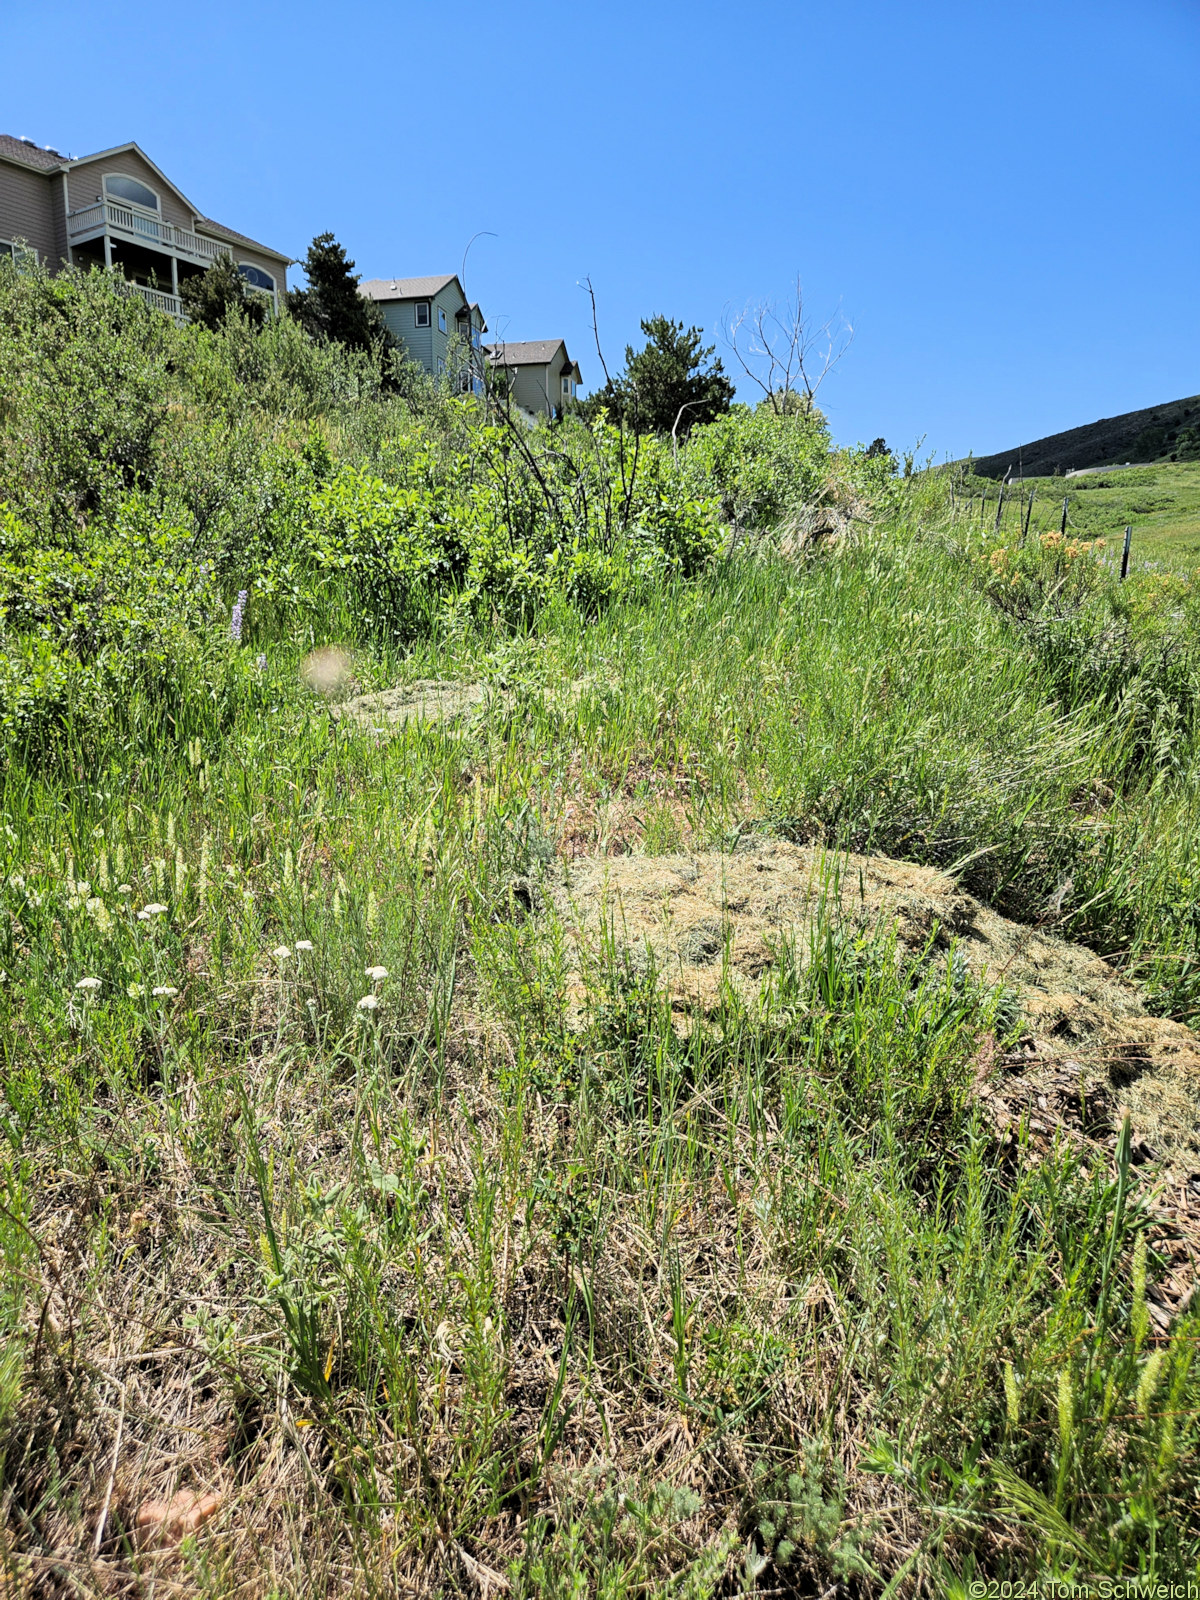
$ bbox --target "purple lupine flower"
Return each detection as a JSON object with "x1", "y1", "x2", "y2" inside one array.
[{"x1": 230, "y1": 589, "x2": 248, "y2": 643}]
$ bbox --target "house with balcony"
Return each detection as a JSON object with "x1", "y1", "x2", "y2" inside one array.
[
  {"x1": 0, "y1": 134, "x2": 290, "y2": 319},
  {"x1": 484, "y1": 340, "x2": 583, "y2": 422},
  {"x1": 359, "y1": 274, "x2": 487, "y2": 389}
]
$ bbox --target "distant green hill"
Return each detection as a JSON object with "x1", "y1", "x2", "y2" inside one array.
[{"x1": 971, "y1": 394, "x2": 1200, "y2": 480}]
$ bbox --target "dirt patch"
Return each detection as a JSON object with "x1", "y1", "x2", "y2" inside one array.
[
  {"x1": 331, "y1": 680, "x2": 498, "y2": 731},
  {"x1": 542, "y1": 838, "x2": 1200, "y2": 1180}
]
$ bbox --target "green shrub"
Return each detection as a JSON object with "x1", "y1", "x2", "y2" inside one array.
[
  {"x1": 0, "y1": 260, "x2": 174, "y2": 542},
  {"x1": 683, "y1": 402, "x2": 830, "y2": 529},
  {"x1": 0, "y1": 498, "x2": 245, "y2": 752}
]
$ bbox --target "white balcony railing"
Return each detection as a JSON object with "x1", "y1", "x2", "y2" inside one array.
[
  {"x1": 67, "y1": 200, "x2": 227, "y2": 266},
  {"x1": 131, "y1": 284, "x2": 184, "y2": 319}
]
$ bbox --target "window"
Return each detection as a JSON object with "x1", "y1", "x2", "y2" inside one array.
[
  {"x1": 561, "y1": 376, "x2": 572, "y2": 397},
  {"x1": 104, "y1": 174, "x2": 160, "y2": 212},
  {"x1": 414, "y1": 301, "x2": 431, "y2": 328},
  {"x1": 237, "y1": 263, "x2": 276, "y2": 294},
  {"x1": 0, "y1": 239, "x2": 37, "y2": 268},
  {"x1": 438, "y1": 307, "x2": 447, "y2": 333}
]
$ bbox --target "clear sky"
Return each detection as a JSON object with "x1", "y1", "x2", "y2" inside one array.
[{"x1": 5, "y1": 0, "x2": 1197, "y2": 459}]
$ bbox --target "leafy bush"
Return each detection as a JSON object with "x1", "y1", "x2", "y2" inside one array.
[
  {"x1": 0, "y1": 499, "x2": 248, "y2": 751},
  {"x1": 0, "y1": 261, "x2": 174, "y2": 542},
  {"x1": 683, "y1": 402, "x2": 831, "y2": 529},
  {"x1": 683, "y1": 401, "x2": 898, "y2": 534},
  {"x1": 0, "y1": 260, "x2": 888, "y2": 748}
]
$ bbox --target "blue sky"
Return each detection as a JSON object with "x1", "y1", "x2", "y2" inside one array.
[{"x1": 5, "y1": 0, "x2": 1197, "y2": 459}]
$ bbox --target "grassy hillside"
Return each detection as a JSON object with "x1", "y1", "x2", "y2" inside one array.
[
  {"x1": 1, "y1": 262, "x2": 1199, "y2": 1594},
  {"x1": 970, "y1": 393, "x2": 1200, "y2": 480},
  {"x1": 957, "y1": 457, "x2": 1200, "y2": 569}
]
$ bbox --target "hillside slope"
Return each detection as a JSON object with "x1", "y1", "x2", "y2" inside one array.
[{"x1": 971, "y1": 392, "x2": 1200, "y2": 479}]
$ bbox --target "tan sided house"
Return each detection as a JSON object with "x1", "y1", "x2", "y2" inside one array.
[
  {"x1": 0, "y1": 134, "x2": 289, "y2": 319},
  {"x1": 484, "y1": 340, "x2": 582, "y2": 422},
  {"x1": 360, "y1": 275, "x2": 487, "y2": 390}
]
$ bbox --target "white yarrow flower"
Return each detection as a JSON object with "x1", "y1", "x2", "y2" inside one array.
[
  {"x1": 116, "y1": 883, "x2": 133, "y2": 894},
  {"x1": 75, "y1": 976, "x2": 101, "y2": 991},
  {"x1": 356, "y1": 993, "x2": 380, "y2": 1012},
  {"x1": 273, "y1": 945, "x2": 291, "y2": 961},
  {"x1": 295, "y1": 939, "x2": 314, "y2": 951},
  {"x1": 365, "y1": 965, "x2": 388, "y2": 981},
  {"x1": 138, "y1": 902, "x2": 168, "y2": 920},
  {"x1": 152, "y1": 985, "x2": 179, "y2": 998}
]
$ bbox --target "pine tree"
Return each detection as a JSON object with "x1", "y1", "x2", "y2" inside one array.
[
  {"x1": 583, "y1": 316, "x2": 734, "y2": 435},
  {"x1": 286, "y1": 233, "x2": 389, "y2": 353}
]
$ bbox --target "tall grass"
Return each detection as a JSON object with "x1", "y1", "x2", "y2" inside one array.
[
  {"x1": 1, "y1": 518, "x2": 1198, "y2": 1591},
  {"x1": 2, "y1": 264, "x2": 1199, "y2": 1591}
]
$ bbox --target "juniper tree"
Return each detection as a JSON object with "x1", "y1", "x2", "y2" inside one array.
[{"x1": 178, "y1": 252, "x2": 266, "y2": 332}]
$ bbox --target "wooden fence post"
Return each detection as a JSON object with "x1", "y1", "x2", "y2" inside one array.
[
  {"x1": 1121, "y1": 524, "x2": 1132, "y2": 581},
  {"x1": 1022, "y1": 488, "x2": 1035, "y2": 543},
  {"x1": 1060, "y1": 495, "x2": 1069, "y2": 535},
  {"x1": 994, "y1": 485, "x2": 1005, "y2": 535}
]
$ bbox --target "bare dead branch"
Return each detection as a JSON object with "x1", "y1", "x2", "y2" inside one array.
[{"x1": 723, "y1": 276, "x2": 853, "y2": 412}]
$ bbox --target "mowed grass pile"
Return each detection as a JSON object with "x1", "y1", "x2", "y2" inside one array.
[{"x1": 0, "y1": 262, "x2": 1199, "y2": 1593}]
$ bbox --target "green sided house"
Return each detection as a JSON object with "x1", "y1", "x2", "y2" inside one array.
[
  {"x1": 484, "y1": 340, "x2": 582, "y2": 422},
  {"x1": 0, "y1": 133, "x2": 290, "y2": 319},
  {"x1": 359, "y1": 274, "x2": 487, "y2": 391}
]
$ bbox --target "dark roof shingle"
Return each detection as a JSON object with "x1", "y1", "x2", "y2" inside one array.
[
  {"x1": 360, "y1": 274, "x2": 460, "y2": 301},
  {"x1": 485, "y1": 340, "x2": 569, "y2": 367},
  {"x1": 195, "y1": 217, "x2": 291, "y2": 263},
  {"x1": 0, "y1": 134, "x2": 66, "y2": 171}
]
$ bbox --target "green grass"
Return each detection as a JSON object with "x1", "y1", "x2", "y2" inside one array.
[
  {"x1": 959, "y1": 458, "x2": 1200, "y2": 569},
  {"x1": 2, "y1": 513, "x2": 1199, "y2": 1593}
]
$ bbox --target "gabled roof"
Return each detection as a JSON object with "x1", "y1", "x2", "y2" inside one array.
[
  {"x1": 65, "y1": 140, "x2": 202, "y2": 215},
  {"x1": 485, "y1": 339, "x2": 563, "y2": 367},
  {"x1": 360, "y1": 274, "x2": 463, "y2": 302},
  {"x1": 0, "y1": 135, "x2": 291, "y2": 264},
  {"x1": 486, "y1": 339, "x2": 571, "y2": 369}
]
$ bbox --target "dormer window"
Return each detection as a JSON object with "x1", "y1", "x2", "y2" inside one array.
[
  {"x1": 415, "y1": 301, "x2": 431, "y2": 328},
  {"x1": 238, "y1": 263, "x2": 276, "y2": 294},
  {"x1": 104, "y1": 174, "x2": 160, "y2": 212}
]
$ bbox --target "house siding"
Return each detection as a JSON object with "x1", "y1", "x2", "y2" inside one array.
[
  {"x1": 67, "y1": 150, "x2": 193, "y2": 230},
  {"x1": 367, "y1": 279, "x2": 480, "y2": 379},
  {"x1": 511, "y1": 365, "x2": 554, "y2": 416},
  {"x1": 431, "y1": 282, "x2": 466, "y2": 372},
  {"x1": 52, "y1": 171, "x2": 70, "y2": 266},
  {"x1": 381, "y1": 301, "x2": 434, "y2": 370},
  {"x1": 0, "y1": 160, "x2": 58, "y2": 262}
]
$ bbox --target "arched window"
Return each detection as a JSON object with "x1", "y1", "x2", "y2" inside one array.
[
  {"x1": 104, "y1": 174, "x2": 160, "y2": 212},
  {"x1": 237, "y1": 263, "x2": 276, "y2": 294}
]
